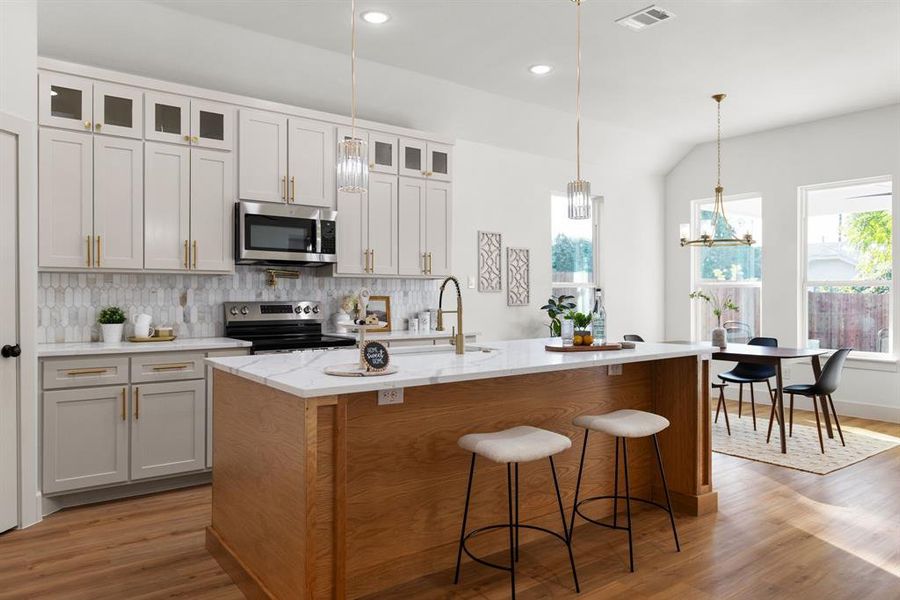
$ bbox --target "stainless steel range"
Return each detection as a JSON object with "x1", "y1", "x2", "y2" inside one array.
[{"x1": 224, "y1": 301, "x2": 356, "y2": 354}]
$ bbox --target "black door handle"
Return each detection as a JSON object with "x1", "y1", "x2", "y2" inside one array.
[{"x1": 1, "y1": 344, "x2": 21, "y2": 358}]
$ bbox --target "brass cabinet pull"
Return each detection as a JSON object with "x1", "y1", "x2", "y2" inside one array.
[
  {"x1": 86, "y1": 235, "x2": 92, "y2": 267},
  {"x1": 290, "y1": 176, "x2": 296, "y2": 202},
  {"x1": 282, "y1": 176, "x2": 287, "y2": 201},
  {"x1": 151, "y1": 363, "x2": 190, "y2": 371},
  {"x1": 184, "y1": 135, "x2": 191, "y2": 142},
  {"x1": 363, "y1": 249, "x2": 369, "y2": 273},
  {"x1": 422, "y1": 252, "x2": 427, "y2": 274},
  {"x1": 428, "y1": 252, "x2": 433, "y2": 274},
  {"x1": 95, "y1": 235, "x2": 101, "y2": 267},
  {"x1": 95, "y1": 122, "x2": 102, "y2": 131},
  {"x1": 370, "y1": 249, "x2": 374, "y2": 272},
  {"x1": 193, "y1": 240, "x2": 198, "y2": 269},
  {"x1": 121, "y1": 387, "x2": 126, "y2": 421},
  {"x1": 184, "y1": 240, "x2": 189, "y2": 269},
  {"x1": 191, "y1": 135, "x2": 199, "y2": 143},
  {"x1": 66, "y1": 367, "x2": 108, "y2": 376},
  {"x1": 134, "y1": 387, "x2": 140, "y2": 420},
  {"x1": 83, "y1": 120, "x2": 91, "y2": 129}
]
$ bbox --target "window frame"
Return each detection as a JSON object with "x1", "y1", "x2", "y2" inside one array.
[
  {"x1": 798, "y1": 175, "x2": 894, "y2": 356},
  {"x1": 550, "y1": 194, "x2": 603, "y2": 311}
]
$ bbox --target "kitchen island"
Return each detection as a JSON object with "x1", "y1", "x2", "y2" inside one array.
[{"x1": 205, "y1": 339, "x2": 714, "y2": 599}]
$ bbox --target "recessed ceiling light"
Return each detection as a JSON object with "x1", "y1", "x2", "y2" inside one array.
[
  {"x1": 361, "y1": 11, "x2": 390, "y2": 24},
  {"x1": 529, "y1": 64, "x2": 553, "y2": 75}
]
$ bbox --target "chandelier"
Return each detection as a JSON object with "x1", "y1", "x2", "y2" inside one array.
[
  {"x1": 567, "y1": 0, "x2": 591, "y2": 220},
  {"x1": 336, "y1": 0, "x2": 368, "y2": 193}
]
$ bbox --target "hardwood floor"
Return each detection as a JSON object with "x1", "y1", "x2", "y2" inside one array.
[{"x1": 1, "y1": 407, "x2": 897, "y2": 600}]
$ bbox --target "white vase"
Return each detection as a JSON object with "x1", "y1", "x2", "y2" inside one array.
[
  {"x1": 101, "y1": 323, "x2": 124, "y2": 344},
  {"x1": 711, "y1": 326, "x2": 727, "y2": 349}
]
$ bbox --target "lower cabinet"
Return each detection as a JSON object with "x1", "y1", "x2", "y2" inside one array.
[
  {"x1": 131, "y1": 380, "x2": 206, "y2": 480},
  {"x1": 43, "y1": 385, "x2": 130, "y2": 494}
]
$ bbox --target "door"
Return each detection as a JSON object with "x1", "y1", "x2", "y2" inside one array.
[
  {"x1": 190, "y1": 148, "x2": 234, "y2": 272},
  {"x1": 191, "y1": 100, "x2": 234, "y2": 150},
  {"x1": 92, "y1": 82, "x2": 142, "y2": 139},
  {"x1": 93, "y1": 136, "x2": 143, "y2": 269},
  {"x1": 398, "y1": 177, "x2": 426, "y2": 275},
  {"x1": 399, "y1": 137, "x2": 427, "y2": 178},
  {"x1": 144, "y1": 142, "x2": 191, "y2": 270},
  {"x1": 287, "y1": 117, "x2": 335, "y2": 208},
  {"x1": 38, "y1": 128, "x2": 93, "y2": 268},
  {"x1": 38, "y1": 72, "x2": 93, "y2": 132},
  {"x1": 131, "y1": 380, "x2": 206, "y2": 480},
  {"x1": 425, "y1": 181, "x2": 452, "y2": 276},
  {"x1": 238, "y1": 109, "x2": 288, "y2": 203},
  {"x1": 42, "y1": 386, "x2": 129, "y2": 494},
  {"x1": 427, "y1": 142, "x2": 453, "y2": 182},
  {"x1": 0, "y1": 125, "x2": 20, "y2": 532},
  {"x1": 335, "y1": 189, "x2": 368, "y2": 274},
  {"x1": 145, "y1": 91, "x2": 190, "y2": 145},
  {"x1": 369, "y1": 132, "x2": 398, "y2": 175},
  {"x1": 366, "y1": 173, "x2": 399, "y2": 275}
]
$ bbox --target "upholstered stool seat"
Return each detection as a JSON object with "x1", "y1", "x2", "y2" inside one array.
[
  {"x1": 458, "y1": 426, "x2": 572, "y2": 463},
  {"x1": 574, "y1": 409, "x2": 669, "y2": 439}
]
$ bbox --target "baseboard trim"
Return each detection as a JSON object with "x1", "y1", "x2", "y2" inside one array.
[{"x1": 719, "y1": 389, "x2": 899, "y2": 424}]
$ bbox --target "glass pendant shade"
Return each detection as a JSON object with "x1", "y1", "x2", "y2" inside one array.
[
  {"x1": 567, "y1": 179, "x2": 591, "y2": 220},
  {"x1": 337, "y1": 137, "x2": 368, "y2": 193}
]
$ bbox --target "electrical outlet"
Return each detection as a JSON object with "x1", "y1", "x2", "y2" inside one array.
[
  {"x1": 467, "y1": 275, "x2": 476, "y2": 289},
  {"x1": 608, "y1": 364, "x2": 623, "y2": 376},
  {"x1": 378, "y1": 388, "x2": 404, "y2": 405}
]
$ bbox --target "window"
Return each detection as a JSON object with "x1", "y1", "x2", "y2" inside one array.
[
  {"x1": 551, "y1": 194, "x2": 600, "y2": 312},
  {"x1": 692, "y1": 196, "x2": 763, "y2": 343},
  {"x1": 802, "y1": 177, "x2": 892, "y2": 354}
]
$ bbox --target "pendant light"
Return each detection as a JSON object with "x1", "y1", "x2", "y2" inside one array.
[
  {"x1": 680, "y1": 94, "x2": 755, "y2": 247},
  {"x1": 567, "y1": 0, "x2": 591, "y2": 220},
  {"x1": 337, "y1": 0, "x2": 368, "y2": 193}
]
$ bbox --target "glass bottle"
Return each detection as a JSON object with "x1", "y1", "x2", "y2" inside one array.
[{"x1": 591, "y1": 288, "x2": 607, "y2": 345}]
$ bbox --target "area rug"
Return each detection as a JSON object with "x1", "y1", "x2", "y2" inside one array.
[{"x1": 711, "y1": 412, "x2": 900, "y2": 475}]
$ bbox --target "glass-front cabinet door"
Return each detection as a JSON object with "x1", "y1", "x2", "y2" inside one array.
[
  {"x1": 92, "y1": 82, "x2": 143, "y2": 139},
  {"x1": 427, "y1": 142, "x2": 452, "y2": 182},
  {"x1": 191, "y1": 100, "x2": 234, "y2": 150},
  {"x1": 368, "y1": 132, "x2": 398, "y2": 175},
  {"x1": 39, "y1": 72, "x2": 93, "y2": 132},
  {"x1": 144, "y1": 91, "x2": 190, "y2": 145},
  {"x1": 399, "y1": 137, "x2": 427, "y2": 178}
]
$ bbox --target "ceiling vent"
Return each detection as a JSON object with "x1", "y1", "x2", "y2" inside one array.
[{"x1": 615, "y1": 5, "x2": 675, "y2": 31}]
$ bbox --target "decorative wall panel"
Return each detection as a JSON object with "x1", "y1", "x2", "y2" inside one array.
[
  {"x1": 507, "y1": 248, "x2": 530, "y2": 306},
  {"x1": 478, "y1": 231, "x2": 502, "y2": 293}
]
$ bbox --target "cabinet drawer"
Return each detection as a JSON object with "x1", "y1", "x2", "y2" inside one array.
[
  {"x1": 131, "y1": 353, "x2": 205, "y2": 383},
  {"x1": 43, "y1": 357, "x2": 130, "y2": 390}
]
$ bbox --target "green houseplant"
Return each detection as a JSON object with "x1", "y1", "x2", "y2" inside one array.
[
  {"x1": 689, "y1": 290, "x2": 739, "y2": 348},
  {"x1": 98, "y1": 306, "x2": 126, "y2": 344},
  {"x1": 565, "y1": 310, "x2": 594, "y2": 345},
  {"x1": 540, "y1": 294, "x2": 576, "y2": 336}
]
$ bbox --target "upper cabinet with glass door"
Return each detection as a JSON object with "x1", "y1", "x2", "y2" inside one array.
[
  {"x1": 146, "y1": 93, "x2": 233, "y2": 150},
  {"x1": 40, "y1": 73, "x2": 143, "y2": 139},
  {"x1": 368, "y1": 132, "x2": 398, "y2": 175},
  {"x1": 399, "y1": 138, "x2": 452, "y2": 181},
  {"x1": 93, "y1": 83, "x2": 143, "y2": 139}
]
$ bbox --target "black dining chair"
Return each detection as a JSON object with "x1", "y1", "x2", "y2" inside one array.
[
  {"x1": 718, "y1": 337, "x2": 778, "y2": 431},
  {"x1": 623, "y1": 334, "x2": 645, "y2": 342},
  {"x1": 767, "y1": 348, "x2": 851, "y2": 454}
]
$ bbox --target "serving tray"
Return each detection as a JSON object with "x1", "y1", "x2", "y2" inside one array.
[
  {"x1": 545, "y1": 341, "x2": 625, "y2": 352},
  {"x1": 128, "y1": 335, "x2": 177, "y2": 343}
]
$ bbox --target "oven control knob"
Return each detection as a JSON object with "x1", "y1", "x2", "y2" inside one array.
[
  {"x1": 294, "y1": 305, "x2": 303, "y2": 314},
  {"x1": 303, "y1": 306, "x2": 311, "y2": 314},
  {"x1": 239, "y1": 306, "x2": 249, "y2": 315},
  {"x1": 229, "y1": 306, "x2": 238, "y2": 316},
  {"x1": 311, "y1": 305, "x2": 320, "y2": 314}
]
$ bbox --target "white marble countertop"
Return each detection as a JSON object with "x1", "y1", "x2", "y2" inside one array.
[
  {"x1": 329, "y1": 330, "x2": 480, "y2": 343},
  {"x1": 38, "y1": 337, "x2": 252, "y2": 357},
  {"x1": 207, "y1": 338, "x2": 712, "y2": 399}
]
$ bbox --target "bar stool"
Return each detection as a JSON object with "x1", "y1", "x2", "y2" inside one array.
[
  {"x1": 454, "y1": 426, "x2": 579, "y2": 598},
  {"x1": 713, "y1": 382, "x2": 731, "y2": 435},
  {"x1": 570, "y1": 409, "x2": 680, "y2": 572}
]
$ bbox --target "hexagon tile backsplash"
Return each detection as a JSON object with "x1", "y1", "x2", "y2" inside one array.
[{"x1": 37, "y1": 267, "x2": 441, "y2": 343}]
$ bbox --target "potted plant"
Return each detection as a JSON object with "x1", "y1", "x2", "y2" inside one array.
[
  {"x1": 540, "y1": 294, "x2": 576, "y2": 336},
  {"x1": 689, "y1": 290, "x2": 739, "y2": 348},
  {"x1": 565, "y1": 310, "x2": 594, "y2": 346},
  {"x1": 97, "y1": 306, "x2": 126, "y2": 344}
]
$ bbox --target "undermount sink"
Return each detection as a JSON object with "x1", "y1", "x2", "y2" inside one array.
[{"x1": 391, "y1": 344, "x2": 495, "y2": 356}]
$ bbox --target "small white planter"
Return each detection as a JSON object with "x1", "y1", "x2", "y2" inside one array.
[
  {"x1": 101, "y1": 323, "x2": 124, "y2": 344},
  {"x1": 711, "y1": 326, "x2": 727, "y2": 349}
]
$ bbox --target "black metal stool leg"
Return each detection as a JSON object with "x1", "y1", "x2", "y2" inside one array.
[
  {"x1": 652, "y1": 434, "x2": 680, "y2": 552},
  {"x1": 506, "y1": 463, "x2": 516, "y2": 599},
  {"x1": 550, "y1": 456, "x2": 580, "y2": 593},
  {"x1": 454, "y1": 453, "x2": 476, "y2": 584},
  {"x1": 738, "y1": 383, "x2": 743, "y2": 418},
  {"x1": 569, "y1": 430, "x2": 589, "y2": 544},
  {"x1": 612, "y1": 437, "x2": 620, "y2": 527},
  {"x1": 514, "y1": 463, "x2": 520, "y2": 562},
  {"x1": 621, "y1": 438, "x2": 634, "y2": 573}
]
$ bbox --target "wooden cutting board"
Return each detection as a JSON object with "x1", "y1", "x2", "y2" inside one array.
[{"x1": 545, "y1": 341, "x2": 624, "y2": 352}]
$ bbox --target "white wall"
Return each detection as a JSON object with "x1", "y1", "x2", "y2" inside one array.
[
  {"x1": 665, "y1": 104, "x2": 900, "y2": 422},
  {"x1": 0, "y1": 0, "x2": 37, "y2": 118}
]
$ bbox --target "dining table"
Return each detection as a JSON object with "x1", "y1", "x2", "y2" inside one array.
[{"x1": 711, "y1": 344, "x2": 830, "y2": 453}]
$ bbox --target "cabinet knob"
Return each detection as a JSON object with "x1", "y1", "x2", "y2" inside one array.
[
  {"x1": 1, "y1": 344, "x2": 21, "y2": 359},
  {"x1": 83, "y1": 121, "x2": 92, "y2": 129},
  {"x1": 95, "y1": 122, "x2": 102, "y2": 131},
  {"x1": 191, "y1": 135, "x2": 199, "y2": 143},
  {"x1": 184, "y1": 135, "x2": 191, "y2": 142}
]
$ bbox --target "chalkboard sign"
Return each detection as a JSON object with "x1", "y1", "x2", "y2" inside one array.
[{"x1": 362, "y1": 341, "x2": 390, "y2": 372}]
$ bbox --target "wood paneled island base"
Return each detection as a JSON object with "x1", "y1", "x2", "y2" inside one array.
[{"x1": 207, "y1": 353, "x2": 714, "y2": 599}]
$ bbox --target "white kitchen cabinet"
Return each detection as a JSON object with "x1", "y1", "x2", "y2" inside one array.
[
  {"x1": 92, "y1": 82, "x2": 143, "y2": 139},
  {"x1": 367, "y1": 173, "x2": 399, "y2": 275},
  {"x1": 144, "y1": 142, "x2": 191, "y2": 270},
  {"x1": 38, "y1": 72, "x2": 93, "y2": 132},
  {"x1": 190, "y1": 148, "x2": 234, "y2": 272},
  {"x1": 38, "y1": 128, "x2": 93, "y2": 269},
  {"x1": 92, "y1": 136, "x2": 143, "y2": 269},
  {"x1": 130, "y1": 380, "x2": 206, "y2": 480},
  {"x1": 239, "y1": 109, "x2": 288, "y2": 203},
  {"x1": 43, "y1": 386, "x2": 129, "y2": 494},
  {"x1": 191, "y1": 100, "x2": 234, "y2": 150},
  {"x1": 427, "y1": 142, "x2": 453, "y2": 182},
  {"x1": 287, "y1": 117, "x2": 335, "y2": 207},
  {"x1": 398, "y1": 177, "x2": 426, "y2": 276},
  {"x1": 425, "y1": 180, "x2": 452, "y2": 276},
  {"x1": 399, "y1": 137, "x2": 427, "y2": 179},
  {"x1": 336, "y1": 189, "x2": 368, "y2": 275},
  {"x1": 145, "y1": 91, "x2": 191, "y2": 145},
  {"x1": 368, "y1": 132, "x2": 398, "y2": 175}
]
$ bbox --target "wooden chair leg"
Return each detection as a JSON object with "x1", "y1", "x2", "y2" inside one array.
[
  {"x1": 811, "y1": 395, "x2": 825, "y2": 454},
  {"x1": 766, "y1": 398, "x2": 777, "y2": 443},
  {"x1": 749, "y1": 383, "x2": 757, "y2": 431},
  {"x1": 714, "y1": 391, "x2": 722, "y2": 423},
  {"x1": 766, "y1": 379, "x2": 775, "y2": 403},
  {"x1": 738, "y1": 383, "x2": 743, "y2": 418},
  {"x1": 828, "y1": 395, "x2": 845, "y2": 447}
]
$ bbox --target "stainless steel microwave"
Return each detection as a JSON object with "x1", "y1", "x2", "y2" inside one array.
[{"x1": 234, "y1": 201, "x2": 337, "y2": 266}]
